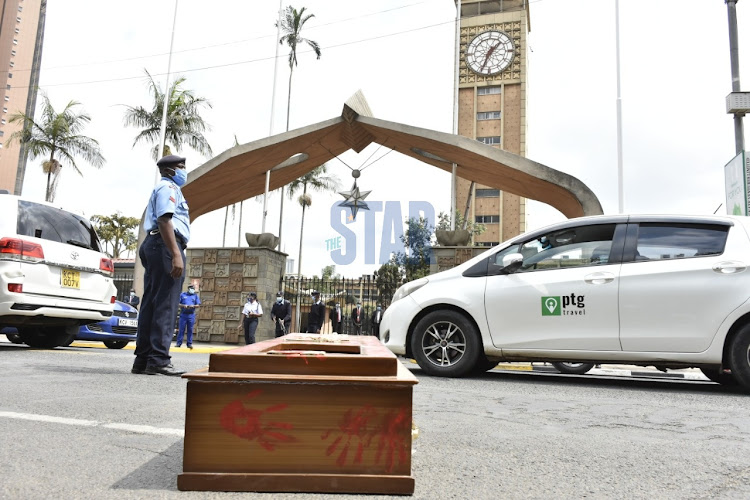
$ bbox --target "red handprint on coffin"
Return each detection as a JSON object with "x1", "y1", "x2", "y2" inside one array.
[
  {"x1": 321, "y1": 405, "x2": 410, "y2": 472},
  {"x1": 219, "y1": 389, "x2": 296, "y2": 451}
]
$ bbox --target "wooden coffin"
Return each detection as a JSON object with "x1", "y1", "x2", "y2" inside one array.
[{"x1": 178, "y1": 333, "x2": 418, "y2": 495}]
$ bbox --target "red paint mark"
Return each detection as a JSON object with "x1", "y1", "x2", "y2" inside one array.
[
  {"x1": 373, "y1": 406, "x2": 410, "y2": 473},
  {"x1": 219, "y1": 390, "x2": 295, "y2": 451},
  {"x1": 321, "y1": 405, "x2": 377, "y2": 466},
  {"x1": 281, "y1": 351, "x2": 326, "y2": 365}
]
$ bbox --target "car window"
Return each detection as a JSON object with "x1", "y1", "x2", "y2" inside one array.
[
  {"x1": 635, "y1": 223, "x2": 729, "y2": 261},
  {"x1": 16, "y1": 200, "x2": 103, "y2": 252},
  {"x1": 490, "y1": 244, "x2": 521, "y2": 267},
  {"x1": 515, "y1": 224, "x2": 617, "y2": 272}
]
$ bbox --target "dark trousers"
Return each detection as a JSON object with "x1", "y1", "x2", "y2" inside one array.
[
  {"x1": 244, "y1": 317, "x2": 258, "y2": 344},
  {"x1": 134, "y1": 233, "x2": 184, "y2": 370},
  {"x1": 177, "y1": 313, "x2": 195, "y2": 345},
  {"x1": 275, "y1": 319, "x2": 291, "y2": 338}
]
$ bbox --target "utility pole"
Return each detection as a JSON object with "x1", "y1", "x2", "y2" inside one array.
[{"x1": 726, "y1": 0, "x2": 746, "y2": 155}]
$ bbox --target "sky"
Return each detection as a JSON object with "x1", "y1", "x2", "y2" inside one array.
[{"x1": 19, "y1": 0, "x2": 750, "y2": 277}]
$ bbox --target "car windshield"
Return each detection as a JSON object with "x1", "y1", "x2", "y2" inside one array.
[{"x1": 16, "y1": 200, "x2": 103, "y2": 252}]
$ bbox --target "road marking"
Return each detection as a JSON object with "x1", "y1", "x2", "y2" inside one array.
[
  {"x1": 0, "y1": 411, "x2": 184, "y2": 437},
  {"x1": 69, "y1": 341, "x2": 233, "y2": 354}
]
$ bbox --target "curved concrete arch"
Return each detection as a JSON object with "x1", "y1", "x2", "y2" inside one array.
[{"x1": 182, "y1": 92, "x2": 602, "y2": 221}]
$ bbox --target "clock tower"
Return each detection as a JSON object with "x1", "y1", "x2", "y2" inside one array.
[{"x1": 455, "y1": 0, "x2": 530, "y2": 246}]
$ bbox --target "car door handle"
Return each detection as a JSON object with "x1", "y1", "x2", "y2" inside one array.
[
  {"x1": 584, "y1": 272, "x2": 615, "y2": 285},
  {"x1": 712, "y1": 261, "x2": 747, "y2": 274}
]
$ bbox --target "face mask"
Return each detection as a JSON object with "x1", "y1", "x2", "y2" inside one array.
[
  {"x1": 276, "y1": 297, "x2": 282, "y2": 303},
  {"x1": 171, "y1": 168, "x2": 187, "y2": 187},
  {"x1": 247, "y1": 296, "x2": 253, "y2": 302},
  {"x1": 377, "y1": 307, "x2": 381, "y2": 311},
  {"x1": 188, "y1": 289, "x2": 195, "y2": 295}
]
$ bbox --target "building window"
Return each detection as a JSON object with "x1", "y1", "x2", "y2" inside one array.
[
  {"x1": 478, "y1": 86, "x2": 501, "y2": 95},
  {"x1": 0, "y1": 131, "x2": 4, "y2": 137},
  {"x1": 1, "y1": 119, "x2": 6, "y2": 125},
  {"x1": 477, "y1": 111, "x2": 501, "y2": 121},
  {"x1": 7, "y1": 73, "x2": 12, "y2": 79},
  {"x1": 16, "y1": 17, "x2": 21, "y2": 23},
  {"x1": 476, "y1": 189, "x2": 500, "y2": 198},
  {"x1": 476, "y1": 215, "x2": 500, "y2": 224},
  {"x1": 11, "y1": 50, "x2": 16, "y2": 56},
  {"x1": 9, "y1": 62, "x2": 14, "y2": 68},
  {"x1": 14, "y1": 28, "x2": 20, "y2": 34},
  {"x1": 3, "y1": 108, "x2": 6, "y2": 113},
  {"x1": 12, "y1": 39, "x2": 17, "y2": 45},
  {"x1": 6, "y1": 85, "x2": 10, "y2": 90},
  {"x1": 4, "y1": 96, "x2": 9, "y2": 101},
  {"x1": 18, "y1": 5, "x2": 22, "y2": 11},
  {"x1": 477, "y1": 136, "x2": 501, "y2": 145}
]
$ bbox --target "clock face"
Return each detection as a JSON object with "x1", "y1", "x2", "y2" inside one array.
[{"x1": 466, "y1": 30, "x2": 515, "y2": 76}]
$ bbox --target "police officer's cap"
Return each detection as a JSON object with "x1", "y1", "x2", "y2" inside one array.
[
  {"x1": 311, "y1": 290, "x2": 320, "y2": 296},
  {"x1": 156, "y1": 155, "x2": 186, "y2": 168},
  {"x1": 276, "y1": 291, "x2": 283, "y2": 297},
  {"x1": 249, "y1": 291, "x2": 257, "y2": 297}
]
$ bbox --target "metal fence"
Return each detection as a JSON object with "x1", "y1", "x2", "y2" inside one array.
[{"x1": 281, "y1": 275, "x2": 404, "y2": 335}]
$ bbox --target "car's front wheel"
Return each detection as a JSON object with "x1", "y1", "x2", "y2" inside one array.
[
  {"x1": 728, "y1": 324, "x2": 750, "y2": 392},
  {"x1": 551, "y1": 362, "x2": 595, "y2": 375},
  {"x1": 104, "y1": 340, "x2": 129, "y2": 349},
  {"x1": 19, "y1": 326, "x2": 77, "y2": 348},
  {"x1": 411, "y1": 310, "x2": 481, "y2": 377}
]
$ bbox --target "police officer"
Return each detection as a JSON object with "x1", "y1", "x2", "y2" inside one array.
[
  {"x1": 307, "y1": 291, "x2": 325, "y2": 333},
  {"x1": 132, "y1": 155, "x2": 190, "y2": 376},
  {"x1": 177, "y1": 284, "x2": 201, "y2": 348},
  {"x1": 270, "y1": 291, "x2": 292, "y2": 337}
]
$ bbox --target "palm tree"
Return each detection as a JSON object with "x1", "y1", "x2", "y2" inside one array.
[
  {"x1": 277, "y1": 5, "x2": 322, "y2": 249},
  {"x1": 6, "y1": 93, "x2": 105, "y2": 202},
  {"x1": 123, "y1": 70, "x2": 212, "y2": 160},
  {"x1": 287, "y1": 164, "x2": 338, "y2": 325}
]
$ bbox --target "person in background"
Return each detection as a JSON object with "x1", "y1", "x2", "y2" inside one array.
[
  {"x1": 132, "y1": 155, "x2": 190, "y2": 377},
  {"x1": 241, "y1": 292, "x2": 263, "y2": 344},
  {"x1": 351, "y1": 302, "x2": 364, "y2": 335},
  {"x1": 371, "y1": 304, "x2": 383, "y2": 338},
  {"x1": 329, "y1": 302, "x2": 343, "y2": 334},
  {"x1": 270, "y1": 291, "x2": 292, "y2": 337},
  {"x1": 176, "y1": 284, "x2": 200, "y2": 348},
  {"x1": 124, "y1": 289, "x2": 140, "y2": 309},
  {"x1": 307, "y1": 291, "x2": 325, "y2": 333}
]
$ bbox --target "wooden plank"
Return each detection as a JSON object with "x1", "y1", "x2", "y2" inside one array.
[{"x1": 178, "y1": 472, "x2": 415, "y2": 494}]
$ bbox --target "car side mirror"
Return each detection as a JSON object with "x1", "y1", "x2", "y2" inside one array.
[{"x1": 498, "y1": 253, "x2": 524, "y2": 275}]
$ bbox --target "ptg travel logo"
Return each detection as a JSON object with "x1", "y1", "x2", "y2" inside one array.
[{"x1": 541, "y1": 294, "x2": 586, "y2": 316}]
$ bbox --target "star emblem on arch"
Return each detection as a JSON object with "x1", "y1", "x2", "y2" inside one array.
[{"x1": 338, "y1": 180, "x2": 371, "y2": 221}]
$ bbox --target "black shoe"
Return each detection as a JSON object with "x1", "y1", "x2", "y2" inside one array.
[
  {"x1": 144, "y1": 364, "x2": 185, "y2": 376},
  {"x1": 175, "y1": 343, "x2": 182, "y2": 348},
  {"x1": 131, "y1": 366, "x2": 146, "y2": 375},
  {"x1": 187, "y1": 344, "x2": 193, "y2": 350}
]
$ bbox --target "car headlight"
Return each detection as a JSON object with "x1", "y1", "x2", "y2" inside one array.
[{"x1": 391, "y1": 277, "x2": 429, "y2": 304}]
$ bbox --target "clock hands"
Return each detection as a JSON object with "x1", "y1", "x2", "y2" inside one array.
[{"x1": 480, "y1": 41, "x2": 501, "y2": 72}]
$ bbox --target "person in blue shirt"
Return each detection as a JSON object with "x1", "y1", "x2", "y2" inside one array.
[
  {"x1": 177, "y1": 284, "x2": 201, "y2": 348},
  {"x1": 132, "y1": 155, "x2": 191, "y2": 377}
]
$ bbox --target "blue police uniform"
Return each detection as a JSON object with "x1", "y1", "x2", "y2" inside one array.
[
  {"x1": 133, "y1": 156, "x2": 191, "y2": 375},
  {"x1": 177, "y1": 290, "x2": 201, "y2": 347}
]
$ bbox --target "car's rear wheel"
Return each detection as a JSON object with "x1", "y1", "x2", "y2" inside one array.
[
  {"x1": 19, "y1": 326, "x2": 77, "y2": 348},
  {"x1": 728, "y1": 324, "x2": 750, "y2": 392},
  {"x1": 5, "y1": 332, "x2": 23, "y2": 344},
  {"x1": 104, "y1": 340, "x2": 129, "y2": 349},
  {"x1": 699, "y1": 367, "x2": 738, "y2": 386},
  {"x1": 551, "y1": 362, "x2": 595, "y2": 375},
  {"x1": 411, "y1": 310, "x2": 481, "y2": 377}
]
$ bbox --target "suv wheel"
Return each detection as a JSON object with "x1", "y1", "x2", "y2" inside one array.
[
  {"x1": 411, "y1": 310, "x2": 481, "y2": 377},
  {"x1": 19, "y1": 326, "x2": 77, "y2": 348},
  {"x1": 104, "y1": 340, "x2": 129, "y2": 349},
  {"x1": 728, "y1": 324, "x2": 750, "y2": 392},
  {"x1": 551, "y1": 362, "x2": 595, "y2": 375}
]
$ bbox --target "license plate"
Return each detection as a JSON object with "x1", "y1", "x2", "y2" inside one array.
[
  {"x1": 61, "y1": 269, "x2": 80, "y2": 289},
  {"x1": 118, "y1": 318, "x2": 138, "y2": 328}
]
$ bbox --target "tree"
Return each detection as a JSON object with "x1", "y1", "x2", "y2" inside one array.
[
  {"x1": 392, "y1": 216, "x2": 434, "y2": 282},
  {"x1": 6, "y1": 92, "x2": 105, "y2": 202},
  {"x1": 287, "y1": 164, "x2": 338, "y2": 325},
  {"x1": 91, "y1": 213, "x2": 140, "y2": 258},
  {"x1": 122, "y1": 70, "x2": 213, "y2": 160},
  {"x1": 276, "y1": 5, "x2": 322, "y2": 248},
  {"x1": 374, "y1": 261, "x2": 403, "y2": 307}
]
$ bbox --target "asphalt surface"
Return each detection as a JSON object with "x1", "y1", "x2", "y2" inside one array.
[{"x1": 1, "y1": 336, "x2": 748, "y2": 500}]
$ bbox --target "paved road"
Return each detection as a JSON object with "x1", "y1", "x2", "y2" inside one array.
[{"x1": 1, "y1": 338, "x2": 749, "y2": 499}]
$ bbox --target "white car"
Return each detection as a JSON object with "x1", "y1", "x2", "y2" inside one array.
[
  {"x1": 0, "y1": 193, "x2": 116, "y2": 348},
  {"x1": 381, "y1": 214, "x2": 750, "y2": 391}
]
